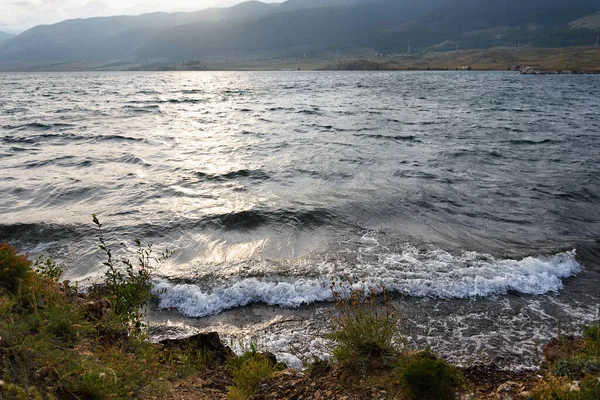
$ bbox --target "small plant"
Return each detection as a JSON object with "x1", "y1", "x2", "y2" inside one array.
[
  {"x1": 327, "y1": 282, "x2": 398, "y2": 367},
  {"x1": 164, "y1": 345, "x2": 215, "y2": 377},
  {"x1": 400, "y1": 356, "x2": 463, "y2": 400},
  {"x1": 33, "y1": 255, "x2": 63, "y2": 281},
  {"x1": 584, "y1": 323, "x2": 600, "y2": 361},
  {"x1": 584, "y1": 325, "x2": 600, "y2": 342},
  {"x1": 92, "y1": 214, "x2": 172, "y2": 331},
  {"x1": 0, "y1": 242, "x2": 32, "y2": 295},
  {"x1": 227, "y1": 353, "x2": 277, "y2": 400}
]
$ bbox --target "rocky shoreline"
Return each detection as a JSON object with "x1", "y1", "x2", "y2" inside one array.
[
  {"x1": 515, "y1": 65, "x2": 600, "y2": 74},
  {"x1": 158, "y1": 331, "x2": 585, "y2": 400}
]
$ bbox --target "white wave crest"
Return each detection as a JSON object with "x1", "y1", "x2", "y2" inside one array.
[{"x1": 153, "y1": 248, "x2": 581, "y2": 318}]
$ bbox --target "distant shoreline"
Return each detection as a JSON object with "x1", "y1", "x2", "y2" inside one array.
[{"x1": 1, "y1": 46, "x2": 599, "y2": 73}]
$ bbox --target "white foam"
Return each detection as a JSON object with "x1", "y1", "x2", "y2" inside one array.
[
  {"x1": 153, "y1": 247, "x2": 582, "y2": 318},
  {"x1": 153, "y1": 278, "x2": 331, "y2": 317},
  {"x1": 275, "y1": 353, "x2": 303, "y2": 370}
]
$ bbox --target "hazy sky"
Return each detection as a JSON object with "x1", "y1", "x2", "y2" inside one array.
[{"x1": 1, "y1": 0, "x2": 277, "y2": 34}]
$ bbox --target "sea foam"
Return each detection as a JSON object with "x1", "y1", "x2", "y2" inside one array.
[{"x1": 153, "y1": 247, "x2": 581, "y2": 318}]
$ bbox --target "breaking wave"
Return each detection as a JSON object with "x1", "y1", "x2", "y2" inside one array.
[{"x1": 153, "y1": 248, "x2": 581, "y2": 317}]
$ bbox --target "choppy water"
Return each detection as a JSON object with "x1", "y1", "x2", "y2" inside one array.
[{"x1": 1, "y1": 71, "x2": 599, "y2": 368}]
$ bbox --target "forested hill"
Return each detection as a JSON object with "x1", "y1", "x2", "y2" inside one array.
[{"x1": 0, "y1": 0, "x2": 599, "y2": 68}]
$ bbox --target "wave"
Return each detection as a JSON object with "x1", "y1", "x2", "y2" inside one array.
[
  {"x1": 123, "y1": 105, "x2": 160, "y2": 113},
  {"x1": 125, "y1": 206, "x2": 337, "y2": 237},
  {"x1": 25, "y1": 155, "x2": 75, "y2": 169},
  {"x1": 354, "y1": 133, "x2": 419, "y2": 142},
  {"x1": 2, "y1": 123, "x2": 75, "y2": 131},
  {"x1": 201, "y1": 208, "x2": 335, "y2": 231},
  {"x1": 116, "y1": 155, "x2": 150, "y2": 166},
  {"x1": 297, "y1": 109, "x2": 321, "y2": 115},
  {"x1": 0, "y1": 222, "x2": 84, "y2": 244},
  {"x1": 165, "y1": 99, "x2": 205, "y2": 104},
  {"x1": 153, "y1": 248, "x2": 581, "y2": 317},
  {"x1": 1, "y1": 132, "x2": 144, "y2": 147},
  {"x1": 95, "y1": 134, "x2": 145, "y2": 143},
  {"x1": 507, "y1": 139, "x2": 561, "y2": 145},
  {"x1": 1, "y1": 136, "x2": 37, "y2": 144},
  {"x1": 193, "y1": 169, "x2": 270, "y2": 182}
]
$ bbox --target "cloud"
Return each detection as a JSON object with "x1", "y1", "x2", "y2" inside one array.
[
  {"x1": 1, "y1": 0, "x2": 77, "y2": 32},
  {"x1": 9, "y1": 1, "x2": 37, "y2": 11}
]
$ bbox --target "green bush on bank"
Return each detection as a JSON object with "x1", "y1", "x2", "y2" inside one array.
[
  {"x1": 400, "y1": 356, "x2": 463, "y2": 400},
  {"x1": 0, "y1": 216, "x2": 180, "y2": 399},
  {"x1": 532, "y1": 315, "x2": 600, "y2": 400},
  {"x1": 0, "y1": 242, "x2": 32, "y2": 295},
  {"x1": 327, "y1": 283, "x2": 398, "y2": 368},
  {"x1": 227, "y1": 353, "x2": 279, "y2": 400},
  {"x1": 326, "y1": 282, "x2": 463, "y2": 399},
  {"x1": 0, "y1": 240, "x2": 169, "y2": 399}
]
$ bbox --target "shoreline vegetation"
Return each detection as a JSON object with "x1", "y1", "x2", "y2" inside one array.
[
  {"x1": 1, "y1": 47, "x2": 599, "y2": 73},
  {"x1": 1, "y1": 237, "x2": 599, "y2": 400}
]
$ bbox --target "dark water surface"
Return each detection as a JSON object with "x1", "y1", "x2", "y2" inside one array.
[{"x1": 1, "y1": 71, "x2": 599, "y2": 367}]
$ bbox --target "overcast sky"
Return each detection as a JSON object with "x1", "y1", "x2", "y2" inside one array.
[{"x1": 1, "y1": 0, "x2": 277, "y2": 34}]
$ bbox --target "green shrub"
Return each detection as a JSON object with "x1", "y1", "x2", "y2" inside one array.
[
  {"x1": 226, "y1": 341, "x2": 258, "y2": 371},
  {"x1": 92, "y1": 214, "x2": 172, "y2": 332},
  {"x1": 328, "y1": 283, "x2": 397, "y2": 367},
  {"x1": 33, "y1": 256, "x2": 63, "y2": 281},
  {"x1": 0, "y1": 242, "x2": 31, "y2": 295},
  {"x1": 228, "y1": 353, "x2": 277, "y2": 400},
  {"x1": 400, "y1": 357, "x2": 463, "y2": 400},
  {"x1": 552, "y1": 358, "x2": 600, "y2": 379},
  {"x1": 0, "y1": 381, "x2": 29, "y2": 400},
  {"x1": 45, "y1": 305, "x2": 87, "y2": 346},
  {"x1": 0, "y1": 242, "x2": 179, "y2": 399},
  {"x1": 583, "y1": 325, "x2": 600, "y2": 342},
  {"x1": 532, "y1": 374, "x2": 600, "y2": 400},
  {"x1": 580, "y1": 374, "x2": 600, "y2": 399}
]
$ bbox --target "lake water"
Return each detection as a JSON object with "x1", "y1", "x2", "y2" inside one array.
[{"x1": 1, "y1": 71, "x2": 599, "y2": 368}]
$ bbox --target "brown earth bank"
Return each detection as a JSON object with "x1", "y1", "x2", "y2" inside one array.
[
  {"x1": 319, "y1": 47, "x2": 600, "y2": 73},
  {"x1": 160, "y1": 332, "x2": 598, "y2": 400}
]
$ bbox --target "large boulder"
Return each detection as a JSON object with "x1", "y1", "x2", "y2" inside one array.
[{"x1": 160, "y1": 332, "x2": 234, "y2": 363}]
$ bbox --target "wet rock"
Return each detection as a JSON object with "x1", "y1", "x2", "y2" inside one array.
[{"x1": 160, "y1": 332, "x2": 234, "y2": 363}]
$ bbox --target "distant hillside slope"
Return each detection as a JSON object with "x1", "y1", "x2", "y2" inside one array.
[
  {"x1": 0, "y1": 0, "x2": 599, "y2": 68},
  {"x1": 135, "y1": 0, "x2": 444, "y2": 59},
  {"x1": 0, "y1": 31, "x2": 14, "y2": 43},
  {"x1": 136, "y1": 0, "x2": 600, "y2": 60},
  {"x1": 375, "y1": 0, "x2": 600, "y2": 52},
  {"x1": 276, "y1": 0, "x2": 375, "y2": 12},
  {"x1": 0, "y1": 1, "x2": 278, "y2": 63}
]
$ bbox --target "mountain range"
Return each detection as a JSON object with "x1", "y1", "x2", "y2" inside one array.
[{"x1": 0, "y1": 0, "x2": 599, "y2": 69}]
